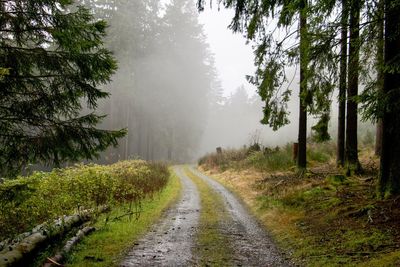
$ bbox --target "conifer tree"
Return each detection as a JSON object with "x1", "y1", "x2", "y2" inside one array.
[
  {"x1": 198, "y1": 0, "x2": 313, "y2": 170},
  {"x1": 337, "y1": 0, "x2": 348, "y2": 167},
  {"x1": 345, "y1": 0, "x2": 361, "y2": 173},
  {"x1": 379, "y1": 0, "x2": 400, "y2": 196},
  {"x1": 0, "y1": 0, "x2": 125, "y2": 175}
]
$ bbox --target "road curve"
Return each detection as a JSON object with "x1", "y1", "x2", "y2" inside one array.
[
  {"x1": 120, "y1": 166, "x2": 200, "y2": 267},
  {"x1": 188, "y1": 166, "x2": 292, "y2": 267}
]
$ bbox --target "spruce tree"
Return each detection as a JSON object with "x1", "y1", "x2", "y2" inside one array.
[
  {"x1": 0, "y1": 0, "x2": 125, "y2": 176},
  {"x1": 374, "y1": 0, "x2": 384, "y2": 157},
  {"x1": 337, "y1": 0, "x2": 348, "y2": 167},
  {"x1": 298, "y1": 0, "x2": 309, "y2": 170},
  {"x1": 198, "y1": 0, "x2": 313, "y2": 170},
  {"x1": 379, "y1": 0, "x2": 400, "y2": 196},
  {"x1": 345, "y1": 0, "x2": 361, "y2": 173}
]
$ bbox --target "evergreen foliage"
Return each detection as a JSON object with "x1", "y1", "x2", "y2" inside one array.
[
  {"x1": 0, "y1": 0, "x2": 125, "y2": 176},
  {"x1": 198, "y1": 0, "x2": 400, "y2": 193},
  {"x1": 79, "y1": 0, "x2": 218, "y2": 163}
]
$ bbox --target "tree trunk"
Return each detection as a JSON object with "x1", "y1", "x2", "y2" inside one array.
[
  {"x1": 375, "y1": 0, "x2": 384, "y2": 156},
  {"x1": 337, "y1": 0, "x2": 348, "y2": 167},
  {"x1": 345, "y1": 0, "x2": 361, "y2": 172},
  {"x1": 44, "y1": 227, "x2": 95, "y2": 267},
  {"x1": 379, "y1": 0, "x2": 400, "y2": 196},
  {"x1": 298, "y1": 0, "x2": 308, "y2": 170},
  {"x1": 0, "y1": 207, "x2": 107, "y2": 266},
  {"x1": 375, "y1": 121, "x2": 383, "y2": 155}
]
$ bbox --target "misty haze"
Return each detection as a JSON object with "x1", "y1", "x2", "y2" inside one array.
[{"x1": 1, "y1": 0, "x2": 400, "y2": 266}]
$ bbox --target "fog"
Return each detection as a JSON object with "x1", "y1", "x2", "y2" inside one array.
[{"x1": 78, "y1": 0, "x2": 372, "y2": 163}]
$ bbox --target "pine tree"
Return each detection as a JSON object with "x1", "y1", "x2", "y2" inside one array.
[
  {"x1": 0, "y1": 0, "x2": 125, "y2": 176},
  {"x1": 337, "y1": 0, "x2": 348, "y2": 167},
  {"x1": 375, "y1": 0, "x2": 384, "y2": 157},
  {"x1": 345, "y1": 0, "x2": 361, "y2": 173},
  {"x1": 379, "y1": 0, "x2": 400, "y2": 196},
  {"x1": 198, "y1": 0, "x2": 314, "y2": 170},
  {"x1": 298, "y1": 0, "x2": 309, "y2": 170}
]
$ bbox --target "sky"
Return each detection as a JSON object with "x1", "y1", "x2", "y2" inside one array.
[{"x1": 197, "y1": 7, "x2": 257, "y2": 97}]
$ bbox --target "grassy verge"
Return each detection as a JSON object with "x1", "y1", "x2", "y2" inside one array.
[
  {"x1": 65, "y1": 171, "x2": 181, "y2": 267},
  {"x1": 198, "y1": 148, "x2": 400, "y2": 266},
  {"x1": 0, "y1": 160, "x2": 169, "y2": 240},
  {"x1": 184, "y1": 167, "x2": 232, "y2": 266},
  {"x1": 199, "y1": 142, "x2": 336, "y2": 173}
]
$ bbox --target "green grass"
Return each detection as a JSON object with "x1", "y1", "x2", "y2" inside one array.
[
  {"x1": 65, "y1": 172, "x2": 181, "y2": 267},
  {"x1": 246, "y1": 146, "x2": 294, "y2": 172},
  {"x1": 199, "y1": 142, "x2": 336, "y2": 173},
  {"x1": 307, "y1": 141, "x2": 336, "y2": 164},
  {"x1": 184, "y1": 168, "x2": 233, "y2": 266},
  {"x1": 359, "y1": 250, "x2": 400, "y2": 267}
]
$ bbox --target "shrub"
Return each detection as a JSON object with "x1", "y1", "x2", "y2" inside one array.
[{"x1": 0, "y1": 160, "x2": 169, "y2": 240}]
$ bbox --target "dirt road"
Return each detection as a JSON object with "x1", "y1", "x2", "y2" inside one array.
[{"x1": 121, "y1": 166, "x2": 291, "y2": 266}]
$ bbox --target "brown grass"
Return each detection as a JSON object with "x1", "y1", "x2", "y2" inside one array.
[{"x1": 198, "y1": 148, "x2": 400, "y2": 266}]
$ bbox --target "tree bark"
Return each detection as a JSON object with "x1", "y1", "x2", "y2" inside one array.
[
  {"x1": 379, "y1": 0, "x2": 400, "y2": 196},
  {"x1": 298, "y1": 0, "x2": 308, "y2": 170},
  {"x1": 44, "y1": 227, "x2": 95, "y2": 267},
  {"x1": 375, "y1": 0, "x2": 384, "y2": 157},
  {"x1": 337, "y1": 0, "x2": 348, "y2": 167},
  {"x1": 375, "y1": 121, "x2": 383, "y2": 155},
  {"x1": 345, "y1": 0, "x2": 361, "y2": 172},
  {"x1": 0, "y1": 207, "x2": 107, "y2": 266}
]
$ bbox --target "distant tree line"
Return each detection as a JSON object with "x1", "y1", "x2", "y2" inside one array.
[
  {"x1": 198, "y1": 0, "x2": 400, "y2": 197},
  {"x1": 0, "y1": 0, "x2": 219, "y2": 177},
  {"x1": 80, "y1": 0, "x2": 219, "y2": 163}
]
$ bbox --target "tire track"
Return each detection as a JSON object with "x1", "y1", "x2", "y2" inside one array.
[
  {"x1": 120, "y1": 166, "x2": 200, "y2": 267},
  {"x1": 188, "y1": 166, "x2": 292, "y2": 267}
]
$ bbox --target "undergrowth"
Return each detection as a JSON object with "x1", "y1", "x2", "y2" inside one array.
[
  {"x1": 0, "y1": 160, "x2": 169, "y2": 240},
  {"x1": 199, "y1": 141, "x2": 335, "y2": 172},
  {"x1": 66, "y1": 172, "x2": 181, "y2": 267},
  {"x1": 198, "y1": 143, "x2": 400, "y2": 266}
]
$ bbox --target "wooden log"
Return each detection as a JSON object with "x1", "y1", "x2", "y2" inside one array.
[
  {"x1": 43, "y1": 226, "x2": 95, "y2": 267},
  {"x1": 0, "y1": 206, "x2": 108, "y2": 267}
]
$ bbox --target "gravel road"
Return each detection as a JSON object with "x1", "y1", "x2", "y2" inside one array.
[
  {"x1": 121, "y1": 165, "x2": 292, "y2": 267},
  {"x1": 120, "y1": 166, "x2": 200, "y2": 266}
]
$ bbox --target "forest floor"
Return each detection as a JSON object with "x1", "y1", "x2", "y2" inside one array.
[
  {"x1": 120, "y1": 166, "x2": 292, "y2": 266},
  {"x1": 198, "y1": 148, "x2": 400, "y2": 266}
]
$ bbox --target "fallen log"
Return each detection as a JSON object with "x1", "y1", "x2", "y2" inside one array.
[
  {"x1": 43, "y1": 226, "x2": 95, "y2": 267},
  {"x1": 0, "y1": 206, "x2": 108, "y2": 267}
]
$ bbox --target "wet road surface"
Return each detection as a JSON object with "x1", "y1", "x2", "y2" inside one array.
[
  {"x1": 121, "y1": 165, "x2": 292, "y2": 267},
  {"x1": 120, "y1": 166, "x2": 200, "y2": 266}
]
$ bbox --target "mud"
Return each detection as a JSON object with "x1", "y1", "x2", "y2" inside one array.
[
  {"x1": 189, "y1": 166, "x2": 293, "y2": 267},
  {"x1": 121, "y1": 166, "x2": 292, "y2": 267},
  {"x1": 120, "y1": 166, "x2": 200, "y2": 266}
]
